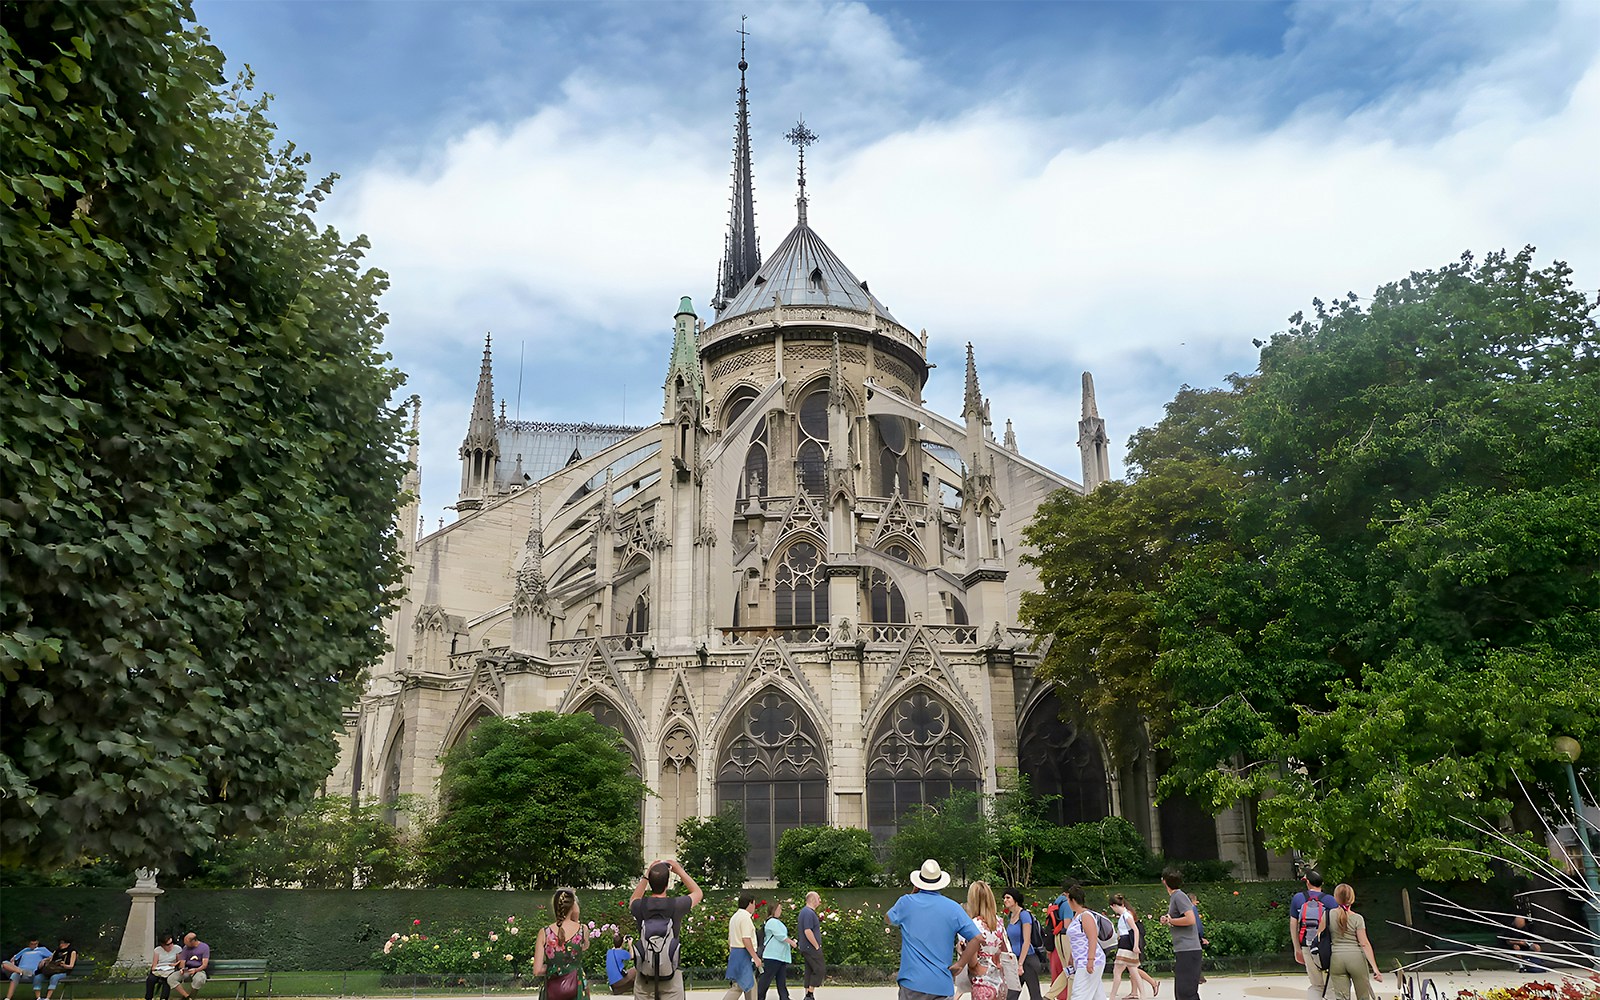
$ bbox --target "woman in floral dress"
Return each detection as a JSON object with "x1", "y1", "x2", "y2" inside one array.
[
  {"x1": 963, "y1": 881, "x2": 1009, "y2": 1000},
  {"x1": 535, "y1": 888, "x2": 590, "y2": 1000}
]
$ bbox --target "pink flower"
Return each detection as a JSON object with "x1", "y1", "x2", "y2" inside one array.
[
  {"x1": 489, "y1": 932, "x2": 499, "y2": 942},
  {"x1": 508, "y1": 916, "x2": 516, "y2": 924},
  {"x1": 413, "y1": 919, "x2": 422, "y2": 926}
]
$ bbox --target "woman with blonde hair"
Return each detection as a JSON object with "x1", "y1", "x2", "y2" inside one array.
[
  {"x1": 535, "y1": 888, "x2": 590, "y2": 1000},
  {"x1": 1318, "y1": 884, "x2": 1381, "y2": 1000},
  {"x1": 960, "y1": 881, "x2": 1009, "y2": 1000},
  {"x1": 1107, "y1": 894, "x2": 1156, "y2": 1000}
]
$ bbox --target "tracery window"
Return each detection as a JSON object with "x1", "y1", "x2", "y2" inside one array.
[
  {"x1": 716, "y1": 688, "x2": 827, "y2": 878},
  {"x1": 1017, "y1": 690, "x2": 1108, "y2": 827},
  {"x1": 872, "y1": 415, "x2": 911, "y2": 497},
  {"x1": 578, "y1": 695, "x2": 641, "y2": 776},
  {"x1": 866, "y1": 688, "x2": 980, "y2": 842},
  {"x1": 625, "y1": 592, "x2": 649, "y2": 635},
  {"x1": 795, "y1": 382, "x2": 829, "y2": 497},
  {"x1": 867, "y1": 569, "x2": 907, "y2": 624},
  {"x1": 774, "y1": 541, "x2": 828, "y2": 629},
  {"x1": 743, "y1": 415, "x2": 768, "y2": 498}
]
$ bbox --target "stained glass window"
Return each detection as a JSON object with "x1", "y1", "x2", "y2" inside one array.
[
  {"x1": 796, "y1": 384, "x2": 829, "y2": 496},
  {"x1": 716, "y1": 688, "x2": 827, "y2": 877},
  {"x1": 774, "y1": 541, "x2": 828, "y2": 628},
  {"x1": 866, "y1": 689, "x2": 979, "y2": 842}
]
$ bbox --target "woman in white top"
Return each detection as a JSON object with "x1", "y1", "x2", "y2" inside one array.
[
  {"x1": 146, "y1": 933, "x2": 181, "y2": 1000},
  {"x1": 1063, "y1": 886, "x2": 1106, "y2": 1000}
]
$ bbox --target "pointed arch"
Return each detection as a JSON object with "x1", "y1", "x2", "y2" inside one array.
[
  {"x1": 444, "y1": 702, "x2": 498, "y2": 753},
  {"x1": 770, "y1": 537, "x2": 829, "y2": 630},
  {"x1": 378, "y1": 721, "x2": 406, "y2": 823},
  {"x1": 714, "y1": 683, "x2": 829, "y2": 878},
  {"x1": 575, "y1": 690, "x2": 642, "y2": 776},
  {"x1": 864, "y1": 629, "x2": 987, "y2": 749},
  {"x1": 865, "y1": 685, "x2": 982, "y2": 843},
  {"x1": 1016, "y1": 686, "x2": 1110, "y2": 827}
]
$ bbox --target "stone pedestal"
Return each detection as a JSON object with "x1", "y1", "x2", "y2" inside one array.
[{"x1": 115, "y1": 869, "x2": 163, "y2": 969}]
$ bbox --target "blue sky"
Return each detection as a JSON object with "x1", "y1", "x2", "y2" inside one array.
[{"x1": 194, "y1": 0, "x2": 1599, "y2": 529}]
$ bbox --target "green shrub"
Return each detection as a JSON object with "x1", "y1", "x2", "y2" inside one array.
[
  {"x1": 1034, "y1": 817, "x2": 1155, "y2": 886},
  {"x1": 773, "y1": 827, "x2": 880, "y2": 889},
  {"x1": 676, "y1": 808, "x2": 748, "y2": 889},
  {"x1": 886, "y1": 791, "x2": 990, "y2": 884}
]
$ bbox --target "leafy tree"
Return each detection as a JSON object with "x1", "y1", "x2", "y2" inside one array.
[
  {"x1": 676, "y1": 806, "x2": 749, "y2": 889},
  {"x1": 1020, "y1": 386, "x2": 1246, "y2": 763},
  {"x1": 190, "y1": 795, "x2": 423, "y2": 888},
  {"x1": 987, "y1": 771, "x2": 1058, "y2": 890},
  {"x1": 423, "y1": 713, "x2": 646, "y2": 888},
  {"x1": 1157, "y1": 249, "x2": 1600, "y2": 878},
  {"x1": 773, "y1": 826, "x2": 880, "y2": 888},
  {"x1": 0, "y1": 3, "x2": 408, "y2": 867},
  {"x1": 885, "y1": 790, "x2": 991, "y2": 885}
]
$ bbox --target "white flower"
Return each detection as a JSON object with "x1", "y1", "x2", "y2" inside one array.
[
  {"x1": 504, "y1": 954, "x2": 514, "y2": 962},
  {"x1": 389, "y1": 933, "x2": 401, "y2": 942},
  {"x1": 510, "y1": 927, "x2": 519, "y2": 935},
  {"x1": 383, "y1": 943, "x2": 394, "y2": 955},
  {"x1": 489, "y1": 932, "x2": 499, "y2": 942},
  {"x1": 473, "y1": 952, "x2": 481, "y2": 960}
]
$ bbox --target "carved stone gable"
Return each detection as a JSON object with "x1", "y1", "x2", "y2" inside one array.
[
  {"x1": 559, "y1": 639, "x2": 646, "y2": 728},
  {"x1": 873, "y1": 487, "x2": 917, "y2": 547},
  {"x1": 413, "y1": 604, "x2": 447, "y2": 633},
  {"x1": 865, "y1": 627, "x2": 986, "y2": 743},
  {"x1": 710, "y1": 638, "x2": 830, "y2": 747}
]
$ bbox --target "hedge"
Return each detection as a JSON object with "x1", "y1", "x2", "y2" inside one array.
[{"x1": 0, "y1": 878, "x2": 1511, "y2": 973}]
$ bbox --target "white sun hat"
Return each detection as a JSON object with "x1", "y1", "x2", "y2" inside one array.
[{"x1": 910, "y1": 858, "x2": 951, "y2": 891}]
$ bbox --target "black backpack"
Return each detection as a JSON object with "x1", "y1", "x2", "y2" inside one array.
[
  {"x1": 1024, "y1": 912, "x2": 1050, "y2": 954},
  {"x1": 634, "y1": 904, "x2": 681, "y2": 980}
]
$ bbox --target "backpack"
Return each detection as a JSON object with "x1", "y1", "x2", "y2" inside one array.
[
  {"x1": 1094, "y1": 911, "x2": 1117, "y2": 952},
  {"x1": 1298, "y1": 895, "x2": 1326, "y2": 949},
  {"x1": 755, "y1": 918, "x2": 767, "y2": 954},
  {"x1": 634, "y1": 904, "x2": 681, "y2": 979},
  {"x1": 1031, "y1": 911, "x2": 1055, "y2": 953}
]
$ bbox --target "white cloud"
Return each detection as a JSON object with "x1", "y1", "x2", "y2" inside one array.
[{"x1": 324, "y1": 0, "x2": 1600, "y2": 528}]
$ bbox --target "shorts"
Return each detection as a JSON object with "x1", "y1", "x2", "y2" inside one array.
[
  {"x1": 800, "y1": 947, "x2": 825, "y2": 985},
  {"x1": 1114, "y1": 950, "x2": 1140, "y2": 965},
  {"x1": 167, "y1": 970, "x2": 208, "y2": 991},
  {"x1": 900, "y1": 987, "x2": 954, "y2": 1000}
]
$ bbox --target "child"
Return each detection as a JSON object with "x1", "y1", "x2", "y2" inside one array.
[{"x1": 606, "y1": 930, "x2": 635, "y2": 995}]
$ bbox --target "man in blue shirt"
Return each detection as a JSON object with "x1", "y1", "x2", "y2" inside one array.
[
  {"x1": 886, "y1": 859, "x2": 982, "y2": 1000},
  {"x1": 1290, "y1": 870, "x2": 1339, "y2": 1000},
  {"x1": 3, "y1": 937, "x2": 54, "y2": 1000}
]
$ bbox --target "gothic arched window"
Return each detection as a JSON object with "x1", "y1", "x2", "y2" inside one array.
[
  {"x1": 744, "y1": 415, "x2": 768, "y2": 498},
  {"x1": 716, "y1": 688, "x2": 827, "y2": 878},
  {"x1": 795, "y1": 383, "x2": 829, "y2": 497},
  {"x1": 872, "y1": 415, "x2": 910, "y2": 497},
  {"x1": 625, "y1": 592, "x2": 649, "y2": 635},
  {"x1": 866, "y1": 688, "x2": 980, "y2": 842},
  {"x1": 774, "y1": 541, "x2": 828, "y2": 629},
  {"x1": 867, "y1": 568, "x2": 907, "y2": 624},
  {"x1": 1017, "y1": 690, "x2": 1109, "y2": 827},
  {"x1": 380, "y1": 724, "x2": 405, "y2": 824},
  {"x1": 578, "y1": 695, "x2": 641, "y2": 776}
]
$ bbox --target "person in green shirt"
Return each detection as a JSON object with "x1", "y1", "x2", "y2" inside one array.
[{"x1": 758, "y1": 902, "x2": 798, "y2": 1000}]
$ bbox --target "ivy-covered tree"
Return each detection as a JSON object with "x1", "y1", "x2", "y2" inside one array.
[
  {"x1": 0, "y1": 3, "x2": 409, "y2": 867},
  {"x1": 423, "y1": 713, "x2": 647, "y2": 888}
]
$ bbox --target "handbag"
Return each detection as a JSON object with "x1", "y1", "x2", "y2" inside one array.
[
  {"x1": 1000, "y1": 927, "x2": 1021, "y2": 993},
  {"x1": 543, "y1": 969, "x2": 581, "y2": 1000}
]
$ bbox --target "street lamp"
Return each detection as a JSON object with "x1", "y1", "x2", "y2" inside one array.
[{"x1": 1554, "y1": 736, "x2": 1600, "y2": 954}]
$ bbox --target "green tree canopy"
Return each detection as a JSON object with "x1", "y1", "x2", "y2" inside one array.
[
  {"x1": 1023, "y1": 248, "x2": 1600, "y2": 879},
  {"x1": 190, "y1": 795, "x2": 423, "y2": 888},
  {"x1": 676, "y1": 806, "x2": 748, "y2": 889},
  {"x1": 0, "y1": 2, "x2": 408, "y2": 867},
  {"x1": 423, "y1": 712, "x2": 647, "y2": 888}
]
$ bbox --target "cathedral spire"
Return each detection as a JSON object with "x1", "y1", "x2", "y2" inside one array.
[
  {"x1": 714, "y1": 19, "x2": 761, "y2": 312},
  {"x1": 465, "y1": 333, "x2": 496, "y2": 449},
  {"x1": 785, "y1": 117, "x2": 818, "y2": 227},
  {"x1": 1078, "y1": 371, "x2": 1111, "y2": 491},
  {"x1": 962, "y1": 342, "x2": 983, "y2": 421}
]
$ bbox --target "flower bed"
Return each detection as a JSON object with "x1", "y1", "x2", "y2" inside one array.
[
  {"x1": 1452, "y1": 975, "x2": 1600, "y2": 1000},
  {"x1": 377, "y1": 915, "x2": 622, "y2": 979}
]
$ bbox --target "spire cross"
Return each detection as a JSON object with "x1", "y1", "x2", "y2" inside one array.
[
  {"x1": 738, "y1": 15, "x2": 748, "y2": 66},
  {"x1": 785, "y1": 118, "x2": 818, "y2": 226}
]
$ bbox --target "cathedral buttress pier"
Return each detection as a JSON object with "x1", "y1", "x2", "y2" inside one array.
[{"x1": 335, "y1": 46, "x2": 1287, "y2": 882}]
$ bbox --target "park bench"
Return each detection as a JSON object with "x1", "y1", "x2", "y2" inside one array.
[
  {"x1": 204, "y1": 959, "x2": 268, "y2": 1000},
  {"x1": 45, "y1": 957, "x2": 95, "y2": 1000}
]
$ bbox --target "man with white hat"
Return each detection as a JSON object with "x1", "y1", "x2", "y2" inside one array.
[{"x1": 886, "y1": 859, "x2": 983, "y2": 1000}]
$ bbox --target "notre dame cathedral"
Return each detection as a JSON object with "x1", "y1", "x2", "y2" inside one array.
[{"x1": 328, "y1": 50, "x2": 1286, "y2": 881}]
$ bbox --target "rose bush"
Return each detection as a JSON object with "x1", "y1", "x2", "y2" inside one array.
[{"x1": 377, "y1": 914, "x2": 621, "y2": 978}]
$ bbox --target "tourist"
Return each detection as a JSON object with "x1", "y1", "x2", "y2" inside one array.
[
  {"x1": 3, "y1": 936, "x2": 52, "y2": 1000},
  {"x1": 629, "y1": 858, "x2": 703, "y2": 1000},
  {"x1": 1106, "y1": 895, "x2": 1155, "y2": 1000},
  {"x1": 607, "y1": 930, "x2": 636, "y2": 995},
  {"x1": 1061, "y1": 886, "x2": 1106, "y2": 1000},
  {"x1": 722, "y1": 894, "x2": 763, "y2": 1000},
  {"x1": 1317, "y1": 885, "x2": 1381, "y2": 1000},
  {"x1": 535, "y1": 889, "x2": 590, "y2": 1000},
  {"x1": 886, "y1": 859, "x2": 983, "y2": 1000},
  {"x1": 1157, "y1": 869, "x2": 1200, "y2": 1000},
  {"x1": 1290, "y1": 870, "x2": 1337, "y2": 1000},
  {"x1": 962, "y1": 882, "x2": 1007, "y2": 1000},
  {"x1": 1500, "y1": 913, "x2": 1547, "y2": 973},
  {"x1": 39, "y1": 939, "x2": 76, "y2": 1000},
  {"x1": 1045, "y1": 884, "x2": 1073, "y2": 1000},
  {"x1": 1002, "y1": 889, "x2": 1042, "y2": 1000},
  {"x1": 167, "y1": 932, "x2": 209, "y2": 1000},
  {"x1": 797, "y1": 892, "x2": 824, "y2": 1000},
  {"x1": 146, "y1": 933, "x2": 182, "y2": 1000},
  {"x1": 758, "y1": 902, "x2": 797, "y2": 1000}
]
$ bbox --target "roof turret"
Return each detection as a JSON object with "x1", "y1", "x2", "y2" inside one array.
[{"x1": 463, "y1": 333, "x2": 497, "y2": 452}]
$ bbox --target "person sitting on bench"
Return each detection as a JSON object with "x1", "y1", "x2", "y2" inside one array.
[
  {"x1": 3, "y1": 937, "x2": 53, "y2": 1000},
  {"x1": 168, "y1": 934, "x2": 210, "y2": 999}
]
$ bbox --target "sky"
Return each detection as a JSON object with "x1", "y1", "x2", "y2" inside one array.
[{"x1": 191, "y1": 0, "x2": 1600, "y2": 530}]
